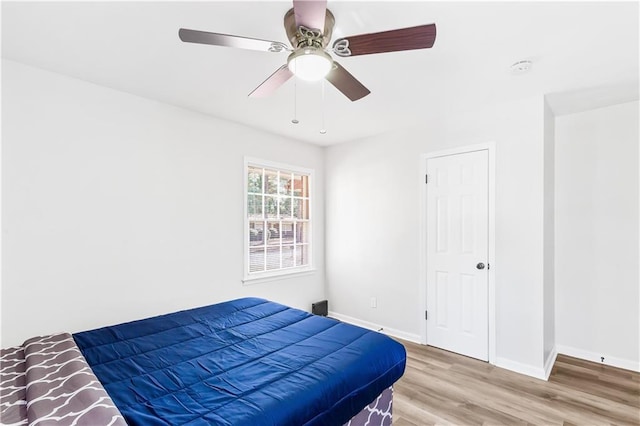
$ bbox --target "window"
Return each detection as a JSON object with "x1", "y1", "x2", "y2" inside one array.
[{"x1": 245, "y1": 159, "x2": 312, "y2": 280}]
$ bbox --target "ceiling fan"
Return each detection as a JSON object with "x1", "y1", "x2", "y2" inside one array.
[{"x1": 179, "y1": 1, "x2": 436, "y2": 101}]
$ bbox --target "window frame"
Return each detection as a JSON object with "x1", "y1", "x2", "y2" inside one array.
[{"x1": 243, "y1": 157, "x2": 314, "y2": 283}]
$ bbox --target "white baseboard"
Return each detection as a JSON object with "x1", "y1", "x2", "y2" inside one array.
[
  {"x1": 556, "y1": 345, "x2": 640, "y2": 372},
  {"x1": 495, "y1": 357, "x2": 547, "y2": 381},
  {"x1": 328, "y1": 311, "x2": 421, "y2": 344},
  {"x1": 326, "y1": 313, "x2": 639, "y2": 376},
  {"x1": 543, "y1": 346, "x2": 558, "y2": 380},
  {"x1": 328, "y1": 311, "x2": 556, "y2": 381}
]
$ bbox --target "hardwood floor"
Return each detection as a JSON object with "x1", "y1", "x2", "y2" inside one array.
[{"x1": 393, "y1": 340, "x2": 640, "y2": 425}]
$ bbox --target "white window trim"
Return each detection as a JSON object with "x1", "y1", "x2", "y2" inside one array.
[
  {"x1": 242, "y1": 269, "x2": 317, "y2": 285},
  {"x1": 243, "y1": 157, "x2": 314, "y2": 283}
]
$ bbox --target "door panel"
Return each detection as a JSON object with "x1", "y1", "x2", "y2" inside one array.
[
  {"x1": 426, "y1": 149, "x2": 489, "y2": 361},
  {"x1": 436, "y1": 271, "x2": 448, "y2": 327}
]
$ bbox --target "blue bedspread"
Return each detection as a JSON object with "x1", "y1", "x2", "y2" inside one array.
[{"x1": 73, "y1": 298, "x2": 406, "y2": 425}]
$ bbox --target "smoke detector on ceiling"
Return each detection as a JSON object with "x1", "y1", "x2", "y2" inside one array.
[{"x1": 510, "y1": 60, "x2": 533, "y2": 74}]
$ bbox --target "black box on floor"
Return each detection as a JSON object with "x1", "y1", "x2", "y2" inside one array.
[{"x1": 312, "y1": 300, "x2": 328, "y2": 316}]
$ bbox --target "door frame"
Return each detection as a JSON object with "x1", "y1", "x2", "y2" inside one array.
[{"x1": 418, "y1": 142, "x2": 496, "y2": 365}]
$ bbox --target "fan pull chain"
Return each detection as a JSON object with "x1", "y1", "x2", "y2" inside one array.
[
  {"x1": 291, "y1": 76, "x2": 299, "y2": 124},
  {"x1": 320, "y1": 80, "x2": 327, "y2": 134}
]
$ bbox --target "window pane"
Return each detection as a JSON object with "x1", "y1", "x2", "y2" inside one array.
[
  {"x1": 279, "y1": 196, "x2": 292, "y2": 219},
  {"x1": 281, "y1": 222, "x2": 294, "y2": 244},
  {"x1": 292, "y1": 174, "x2": 309, "y2": 197},
  {"x1": 266, "y1": 247, "x2": 280, "y2": 270},
  {"x1": 282, "y1": 245, "x2": 294, "y2": 268},
  {"x1": 265, "y1": 196, "x2": 278, "y2": 219},
  {"x1": 249, "y1": 221, "x2": 265, "y2": 246},
  {"x1": 293, "y1": 198, "x2": 309, "y2": 219},
  {"x1": 265, "y1": 169, "x2": 278, "y2": 194},
  {"x1": 247, "y1": 167, "x2": 263, "y2": 193},
  {"x1": 246, "y1": 162, "x2": 311, "y2": 276},
  {"x1": 296, "y1": 222, "x2": 308, "y2": 243},
  {"x1": 247, "y1": 194, "x2": 263, "y2": 219},
  {"x1": 266, "y1": 222, "x2": 280, "y2": 245},
  {"x1": 249, "y1": 247, "x2": 265, "y2": 272},
  {"x1": 279, "y1": 173, "x2": 292, "y2": 196},
  {"x1": 295, "y1": 245, "x2": 309, "y2": 267}
]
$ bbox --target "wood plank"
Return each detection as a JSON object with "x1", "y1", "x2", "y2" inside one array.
[{"x1": 394, "y1": 340, "x2": 640, "y2": 425}]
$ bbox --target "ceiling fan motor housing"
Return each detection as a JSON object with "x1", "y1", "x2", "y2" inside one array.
[{"x1": 284, "y1": 8, "x2": 335, "y2": 48}]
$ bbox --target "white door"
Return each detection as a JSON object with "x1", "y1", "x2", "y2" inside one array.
[{"x1": 426, "y1": 149, "x2": 489, "y2": 361}]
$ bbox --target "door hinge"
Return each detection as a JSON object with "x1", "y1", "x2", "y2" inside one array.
[
  {"x1": 425, "y1": 310, "x2": 428, "y2": 320},
  {"x1": 425, "y1": 174, "x2": 429, "y2": 184}
]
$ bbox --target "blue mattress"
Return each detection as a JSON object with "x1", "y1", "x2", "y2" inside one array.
[{"x1": 73, "y1": 298, "x2": 406, "y2": 425}]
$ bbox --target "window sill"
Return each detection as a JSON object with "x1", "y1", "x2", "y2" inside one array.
[{"x1": 242, "y1": 268, "x2": 316, "y2": 285}]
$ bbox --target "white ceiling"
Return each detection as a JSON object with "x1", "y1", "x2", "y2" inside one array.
[{"x1": 2, "y1": 1, "x2": 638, "y2": 146}]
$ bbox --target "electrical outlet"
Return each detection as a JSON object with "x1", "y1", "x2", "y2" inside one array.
[{"x1": 370, "y1": 297, "x2": 377, "y2": 308}]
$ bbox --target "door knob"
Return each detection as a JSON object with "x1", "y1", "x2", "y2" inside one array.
[{"x1": 476, "y1": 262, "x2": 485, "y2": 270}]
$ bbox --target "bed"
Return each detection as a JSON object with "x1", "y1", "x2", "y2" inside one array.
[{"x1": 1, "y1": 298, "x2": 406, "y2": 425}]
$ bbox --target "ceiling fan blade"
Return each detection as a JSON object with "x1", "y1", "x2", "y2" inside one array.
[
  {"x1": 293, "y1": 0, "x2": 327, "y2": 31},
  {"x1": 333, "y1": 24, "x2": 436, "y2": 57},
  {"x1": 179, "y1": 28, "x2": 288, "y2": 53},
  {"x1": 248, "y1": 65, "x2": 294, "y2": 98},
  {"x1": 325, "y1": 62, "x2": 370, "y2": 102}
]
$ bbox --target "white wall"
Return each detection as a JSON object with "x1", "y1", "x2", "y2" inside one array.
[
  {"x1": 543, "y1": 98, "x2": 556, "y2": 370},
  {"x1": 325, "y1": 96, "x2": 549, "y2": 376},
  {"x1": 555, "y1": 101, "x2": 639, "y2": 371},
  {"x1": 1, "y1": 60, "x2": 325, "y2": 348},
  {"x1": 5, "y1": 57, "x2": 635, "y2": 376}
]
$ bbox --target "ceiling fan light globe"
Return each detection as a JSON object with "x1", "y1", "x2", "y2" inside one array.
[{"x1": 287, "y1": 49, "x2": 333, "y2": 81}]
